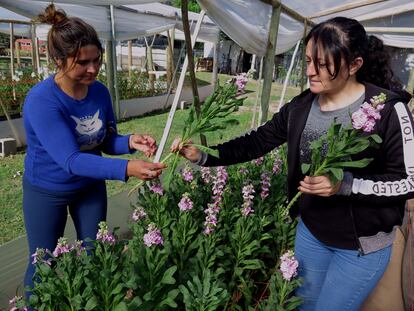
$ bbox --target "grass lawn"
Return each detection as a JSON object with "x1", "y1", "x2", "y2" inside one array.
[{"x1": 0, "y1": 72, "x2": 300, "y2": 245}]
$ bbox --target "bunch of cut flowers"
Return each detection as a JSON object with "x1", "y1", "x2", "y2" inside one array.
[{"x1": 287, "y1": 93, "x2": 387, "y2": 209}]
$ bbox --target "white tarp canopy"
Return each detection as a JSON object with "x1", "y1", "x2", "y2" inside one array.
[
  {"x1": 0, "y1": 0, "x2": 219, "y2": 43},
  {"x1": 197, "y1": 0, "x2": 414, "y2": 56},
  {"x1": 2, "y1": 0, "x2": 413, "y2": 55}
]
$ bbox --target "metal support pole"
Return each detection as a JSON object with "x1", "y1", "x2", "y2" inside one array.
[
  {"x1": 212, "y1": 36, "x2": 219, "y2": 89},
  {"x1": 154, "y1": 10, "x2": 206, "y2": 162},
  {"x1": 110, "y1": 5, "x2": 120, "y2": 119},
  {"x1": 9, "y1": 23, "x2": 16, "y2": 100},
  {"x1": 300, "y1": 21, "x2": 308, "y2": 92},
  {"x1": 128, "y1": 40, "x2": 132, "y2": 77},
  {"x1": 105, "y1": 40, "x2": 116, "y2": 108},
  {"x1": 260, "y1": 1, "x2": 281, "y2": 124},
  {"x1": 31, "y1": 23, "x2": 38, "y2": 74},
  {"x1": 278, "y1": 40, "x2": 301, "y2": 111},
  {"x1": 252, "y1": 57, "x2": 264, "y2": 128},
  {"x1": 15, "y1": 41, "x2": 21, "y2": 68}
]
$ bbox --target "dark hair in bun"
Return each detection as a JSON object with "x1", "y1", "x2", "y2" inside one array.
[{"x1": 37, "y1": 4, "x2": 102, "y2": 70}]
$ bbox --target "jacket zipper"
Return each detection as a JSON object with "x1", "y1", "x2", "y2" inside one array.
[{"x1": 349, "y1": 204, "x2": 365, "y2": 256}]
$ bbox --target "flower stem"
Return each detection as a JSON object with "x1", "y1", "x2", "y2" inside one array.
[
  {"x1": 286, "y1": 191, "x2": 302, "y2": 210},
  {"x1": 128, "y1": 152, "x2": 177, "y2": 196},
  {"x1": 285, "y1": 161, "x2": 326, "y2": 210},
  {"x1": 278, "y1": 280, "x2": 288, "y2": 308}
]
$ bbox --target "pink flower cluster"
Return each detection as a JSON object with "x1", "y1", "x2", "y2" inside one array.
[
  {"x1": 238, "y1": 167, "x2": 249, "y2": 175},
  {"x1": 143, "y1": 224, "x2": 164, "y2": 247},
  {"x1": 96, "y1": 221, "x2": 116, "y2": 245},
  {"x1": 204, "y1": 166, "x2": 228, "y2": 234},
  {"x1": 178, "y1": 192, "x2": 194, "y2": 212},
  {"x1": 51, "y1": 237, "x2": 86, "y2": 258},
  {"x1": 31, "y1": 247, "x2": 51, "y2": 266},
  {"x1": 352, "y1": 94, "x2": 386, "y2": 133},
  {"x1": 235, "y1": 73, "x2": 248, "y2": 93},
  {"x1": 279, "y1": 250, "x2": 299, "y2": 281},
  {"x1": 273, "y1": 157, "x2": 283, "y2": 174},
  {"x1": 241, "y1": 184, "x2": 255, "y2": 216},
  {"x1": 8, "y1": 296, "x2": 27, "y2": 311},
  {"x1": 52, "y1": 237, "x2": 71, "y2": 257},
  {"x1": 201, "y1": 167, "x2": 212, "y2": 184},
  {"x1": 253, "y1": 156, "x2": 264, "y2": 166},
  {"x1": 181, "y1": 165, "x2": 194, "y2": 182},
  {"x1": 132, "y1": 206, "x2": 147, "y2": 221},
  {"x1": 260, "y1": 172, "x2": 271, "y2": 200},
  {"x1": 149, "y1": 182, "x2": 164, "y2": 196}
]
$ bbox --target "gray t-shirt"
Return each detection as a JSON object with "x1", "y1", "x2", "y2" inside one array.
[{"x1": 299, "y1": 94, "x2": 364, "y2": 164}]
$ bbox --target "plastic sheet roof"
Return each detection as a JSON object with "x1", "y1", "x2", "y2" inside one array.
[
  {"x1": 1, "y1": 0, "x2": 413, "y2": 55},
  {"x1": 197, "y1": 0, "x2": 414, "y2": 56},
  {"x1": 0, "y1": 0, "x2": 219, "y2": 43}
]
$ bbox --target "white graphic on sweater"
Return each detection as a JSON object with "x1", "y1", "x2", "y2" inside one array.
[{"x1": 70, "y1": 110, "x2": 105, "y2": 150}]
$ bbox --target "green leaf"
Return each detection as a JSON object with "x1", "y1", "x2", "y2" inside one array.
[
  {"x1": 332, "y1": 158, "x2": 373, "y2": 168},
  {"x1": 158, "y1": 289, "x2": 179, "y2": 308},
  {"x1": 301, "y1": 163, "x2": 311, "y2": 174},
  {"x1": 85, "y1": 296, "x2": 98, "y2": 311},
  {"x1": 160, "y1": 266, "x2": 177, "y2": 284},
  {"x1": 328, "y1": 167, "x2": 344, "y2": 181},
  {"x1": 369, "y1": 134, "x2": 382, "y2": 144},
  {"x1": 110, "y1": 283, "x2": 124, "y2": 295},
  {"x1": 190, "y1": 144, "x2": 219, "y2": 158},
  {"x1": 113, "y1": 301, "x2": 128, "y2": 311},
  {"x1": 344, "y1": 140, "x2": 370, "y2": 154}
]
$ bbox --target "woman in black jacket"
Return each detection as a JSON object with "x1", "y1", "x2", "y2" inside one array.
[{"x1": 172, "y1": 17, "x2": 413, "y2": 310}]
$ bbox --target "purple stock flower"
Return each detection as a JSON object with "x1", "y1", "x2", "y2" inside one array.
[
  {"x1": 242, "y1": 184, "x2": 255, "y2": 201},
  {"x1": 238, "y1": 167, "x2": 249, "y2": 175},
  {"x1": 352, "y1": 94, "x2": 386, "y2": 133},
  {"x1": 241, "y1": 184, "x2": 255, "y2": 216},
  {"x1": 181, "y1": 165, "x2": 194, "y2": 182},
  {"x1": 96, "y1": 221, "x2": 116, "y2": 245},
  {"x1": 53, "y1": 237, "x2": 71, "y2": 257},
  {"x1": 143, "y1": 224, "x2": 164, "y2": 247},
  {"x1": 178, "y1": 192, "x2": 194, "y2": 212},
  {"x1": 204, "y1": 205, "x2": 218, "y2": 234},
  {"x1": 8, "y1": 296, "x2": 28, "y2": 311},
  {"x1": 273, "y1": 157, "x2": 283, "y2": 174},
  {"x1": 203, "y1": 166, "x2": 229, "y2": 234},
  {"x1": 253, "y1": 157, "x2": 264, "y2": 166},
  {"x1": 31, "y1": 248, "x2": 43, "y2": 265},
  {"x1": 149, "y1": 182, "x2": 164, "y2": 196},
  {"x1": 235, "y1": 73, "x2": 248, "y2": 92},
  {"x1": 280, "y1": 250, "x2": 299, "y2": 281},
  {"x1": 132, "y1": 206, "x2": 147, "y2": 221},
  {"x1": 260, "y1": 172, "x2": 271, "y2": 200},
  {"x1": 71, "y1": 240, "x2": 85, "y2": 256},
  {"x1": 201, "y1": 167, "x2": 212, "y2": 184}
]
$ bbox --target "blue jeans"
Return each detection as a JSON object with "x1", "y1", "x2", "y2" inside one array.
[
  {"x1": 23, "y1": 178, "x2": 107, "y2": 290},
  {"x1": 294, "y1": 220, "x2": 391, "y2": 311}
]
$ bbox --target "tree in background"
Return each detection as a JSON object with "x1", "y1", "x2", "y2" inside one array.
[{"x1": 169, "y1": 0, "x2": 201, "y2": 12}]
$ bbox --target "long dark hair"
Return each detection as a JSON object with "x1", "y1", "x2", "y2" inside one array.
[
  {"x1": 37, "y1": 4, "x2": 103, "y2": 70},
  {"x1": 305, "y1": 16, "x2": 403, "y2": 91}
]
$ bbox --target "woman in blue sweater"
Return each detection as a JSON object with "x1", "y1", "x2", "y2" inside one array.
[{"x1": 23, "y1": 4, "x2": 165, "y2": 290}]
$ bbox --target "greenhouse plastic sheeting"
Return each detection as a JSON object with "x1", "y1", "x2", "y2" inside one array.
[
  {"x1": 197, "y1": 0, "x2": 414, "y2": 56},
  {"x1": 0, "y1": 0, "x2": 218, "y2": 42}
]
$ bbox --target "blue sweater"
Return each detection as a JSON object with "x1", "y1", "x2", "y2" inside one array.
[{"x1": 23, "y1": 76, "x2": 131, "y2": 191}]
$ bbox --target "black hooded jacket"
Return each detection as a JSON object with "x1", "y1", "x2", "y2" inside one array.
[{"x1": 203, "y1": 83, "x2": 414, "y2": 249}]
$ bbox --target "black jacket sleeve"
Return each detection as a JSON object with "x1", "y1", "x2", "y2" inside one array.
[
  {"x1": 347, "y1": 101, "x2": 414, "y2": 203},
  {"x1": 204, "y1": 102, "x2": 290, "y2": 167}
]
